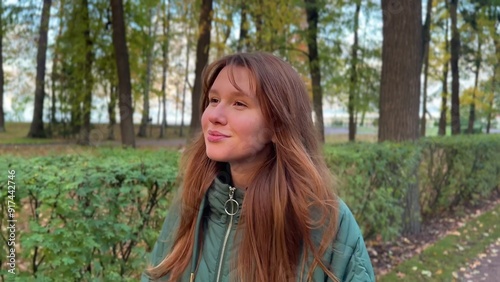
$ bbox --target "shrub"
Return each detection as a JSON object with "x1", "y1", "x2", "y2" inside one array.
[
  {"x1": 0, "y1": 149, "x2": 179, "y2": 281},
  {"x1": 1, "y1": 134, "x2": 499, "y2": 280},
  {"x1": 324, "y1": 142, "x2": 419, "y2": 241},
  {"x1": 419, "y1": 135, "x2": 500, "y2": 217}
]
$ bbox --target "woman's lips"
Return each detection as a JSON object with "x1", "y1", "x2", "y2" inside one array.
[{"x1": 207, "y1": 130, "x2": 229, "y2": 142}]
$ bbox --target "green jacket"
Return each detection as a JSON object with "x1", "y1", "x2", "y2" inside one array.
[{"x1": 142, "y1": 177, "x2": 375, "y2": 282}]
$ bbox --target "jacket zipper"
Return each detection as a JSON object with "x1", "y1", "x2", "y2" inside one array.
[{"x1": 216, "y1": 186, "x2": 239, "y2": 282}]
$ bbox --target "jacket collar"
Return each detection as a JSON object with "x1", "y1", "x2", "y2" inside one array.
[
  {"x1": 206, "y1": 176, "x2": 245, "y2": 224},
  {"x1": 189, "y1": 169, "x2": 245, "y2": 280}
]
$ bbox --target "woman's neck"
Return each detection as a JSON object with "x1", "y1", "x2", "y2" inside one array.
[{"x1": 229, "y1": 155, "x2": 268, "y2": 189}]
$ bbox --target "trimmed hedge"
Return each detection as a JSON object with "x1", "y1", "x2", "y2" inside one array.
[
  {"x1": 1, "y1": 134, "x2": 499, "y2": 280},
  {"x1": 324, "y1": 142, "x2": 420, "y2": 240},
  {"x1": 0, "y1": 149, "x2": 179, "y2": 281},
  {"x1": 325, "y1": 134, "x2": 500, "y2": 241}
]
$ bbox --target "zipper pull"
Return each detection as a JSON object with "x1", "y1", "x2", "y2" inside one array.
[
  {"x1": 190, "y1": 273, "x2": 195, "y2": 282},
  {"x1": 224, "y1": 186, "x2": 239, "y2": 216}
]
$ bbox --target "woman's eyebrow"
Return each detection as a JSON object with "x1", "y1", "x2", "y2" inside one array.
[{"x1": 209, "y1": 88, "x2": 252, "y2": 99}]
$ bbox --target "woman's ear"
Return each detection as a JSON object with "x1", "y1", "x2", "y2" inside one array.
[{"x1": 271, "y1": 134, "x2": 277, "y2": 143}]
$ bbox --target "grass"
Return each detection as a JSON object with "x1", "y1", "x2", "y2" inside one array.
[
  {"x1": 0, "y1": 122, "x2": 56, "y2": 145},
  {"x1": 325, "y1": 133, "x2": 377, "y2": 143},
  {"x1": 1, "y1": 122, "x2": 380, "y2": 146},
  {"x1": 0, "y1": 122, "x2": 187, "y2": 156},
  {"x1": 379, "y1": 203, "x2": 500, "y2": 281},
  {"x1": 0, "y1": 122, "x2": 190, "y2": 144}
]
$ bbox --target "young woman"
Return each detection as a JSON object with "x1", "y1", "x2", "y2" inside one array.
[{"x1": 142, "y1": 52, "x2": 375, "y2": 282}]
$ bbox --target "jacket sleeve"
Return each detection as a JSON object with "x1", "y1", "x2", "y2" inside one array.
[
  {"x1": 141, "y1": 201, "x2": 182, "y2": 282},
  {"x1": 329, "y1": 200, "x2": 376, "y2": 282}
]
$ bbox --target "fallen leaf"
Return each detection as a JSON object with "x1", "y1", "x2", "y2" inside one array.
[
  {"x1": 470, "y1": 260, "x2": 481, "y2": 268},
  {"x1": 435, "y1": 269, "x2": 443, "y2": 275},
  {"x1": 396, "y1": 272, "x2": 406, "y2": 278},
  {"x1": 421, "y1": 270, "x2": 432, "y2": 277}
]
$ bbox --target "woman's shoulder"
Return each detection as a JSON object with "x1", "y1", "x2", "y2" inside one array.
[
  {"x1": 335, "y1": 198, "x2": 363, "y2": 249},
  {"x1": 331, "y1": 198, "x2": 376, "y2": 281}
]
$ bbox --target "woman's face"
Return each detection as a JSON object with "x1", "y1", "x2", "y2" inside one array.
[{"x1": 201, "y1": 66, "x2": 272, "y2": 168}]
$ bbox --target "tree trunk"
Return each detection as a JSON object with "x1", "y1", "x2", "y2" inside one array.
[
  {"x1": 450, "y1": 0, "x2": 460, "y2": 135},
  {"x1": 486, "y1": 66, "x2": 495, "y2": 134},
  {"x1": 348, "y1": 1, "x2": 360, "y2": 142},
  {"x1": 0, "y1": 1, "x2": 5, "y2": 133},
  {"x1": 254, "y1": 0, "x2": 263, "y2": 49},
  {"x1": 159, "y1": 0, "x2": 171, "y2": 139},
  {"x1": 439, "y1": 65, "x2": 450, "y2": 136},
  {"x1": 108, "y1": 83, "x2": 117, "y2": 140},
  {"x1": 180, "y1": 27, "x2": 191, "y2": 138},
  {"x1": 79, "y1": 0, "x2": 93, "y2": 145},
  {"x1": 379, "y1": 0, "x2": 421, "y2": 142},
  {"x1": 138, "y1": 8, "x2": 159, "y2": 138},
  {"x1": 305, "y1": 0, "x2": 325, "y2": 143},
  {"x1": 49, "y1": 0, "x2": 65, "y2": 129},
  {"x1": 111, "y1": 0, "x2": 135, "y2": 147},
  {"x1": 237, "y1": 1, "x2": 248, "y2": 52},
  {"x1": 467, "y1": 38, "x2": 481, "y2": 134},
  {"x1": 50, "y1": 58, "x2": 57, "y2": 126},
  {"x1": 28, "y1": 0, "x2": 52, "y2": 138},
  {"x1": 379, "y1": 0, "x2": 422, "y2": 235},
  {"x1": 438, "y1": 10, "x2": 450, "y2": 136},
  {"x1": 420, "y1": 0, "x2": 433, "y2": 137},
  {"x1": 189, "y1": 0, "x2": 213, "y2": 137},
  {"x1": 487, "y1": 37, "x2": 499, "y2": 134},
  {"x1": 487, "y1": 17, "x2": 499, "y2": 134}
]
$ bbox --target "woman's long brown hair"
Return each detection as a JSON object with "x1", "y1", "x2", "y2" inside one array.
[{"x1": 147, "y1": 52, "x2": 339, "y2": 281}]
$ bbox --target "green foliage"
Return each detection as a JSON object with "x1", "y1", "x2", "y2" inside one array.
[
  {"x1": 1, "y1": 134, "x2": 499, "y2": 279},
  {"x1": 419, "y1": 135, "x2": 500, "y2": 217},
  {"x1": 0, "y1": 149, "x2": 180, "y2": 280},
  {"x1": 324, "y1": 142, "x2": 419, "y2": 240},
  {"x1": 324, "y1": 134, "x2": 500, "y2": 242}
]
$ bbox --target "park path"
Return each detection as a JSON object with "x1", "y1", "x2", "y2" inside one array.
[{"x1": 457, "y1": 238, "x2": 500, "y2": 281}]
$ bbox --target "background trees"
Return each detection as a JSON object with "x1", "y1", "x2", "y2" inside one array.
[
  {"x1": 27, "y1": 0, "x2": 51, "y2": 138},
  {"x1": 0, "y1": 0, "x2": 498, "y2": 147}
]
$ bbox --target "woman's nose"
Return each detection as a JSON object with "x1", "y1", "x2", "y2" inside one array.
[{"x1": 207, "y1": 105, "x2": 227, "y2": 125}]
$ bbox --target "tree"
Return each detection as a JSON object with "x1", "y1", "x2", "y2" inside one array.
[
  {"x1": 450, "y1": 0, "x2": 461, "y2": 135},
  {"x1": 379, "y1": 0, "x2": 422, "y2": 235},
  {"x1": 426, "y1": 0, "x2": 452, "y2": 136},
  {"x1": 27, "y1": 0, "x2": 52, "y2": 138},
  {"x1": 237, "y1": 1, "x2": 249, "y2": 52},
  {"x1": 305, "y1": 0, "x2": 325, "y2": 142},
  {"x1": 189, "y1": 0, "x2": 213, "y2": 136},
  {"x1": 348, "y1": 0, "x2": 361, "y2": 142},
  {"x1": 0, "y1": 1, "x2": 5, "y2": 132},
  {"x1": 420, "y1": 0, "x2": 434, "y2": 137},
  {"x1": 379, "y1": 0, "x2": 421, "y2": 142},
  {"x1": 49, "y1": 0, "x2": 65, "y2": 131},
  {"x1": 438, "y1": 4, "x2": 450, "y2": 136},
  {"x1": 138, "y1": 3, "x2": 160, "y2": 138},
  {"x1": 485, "y1": 4, "x2": 499, "y2": 133},
  {"x1": 159, "y1": 0, "x2": 171, "y2": 139},
  {"x1": 111, "y1": 0, "x2": 135, "y2": 147},
  {"x1": 78, "y1": 0, "x2": 93, "y2": 145}
]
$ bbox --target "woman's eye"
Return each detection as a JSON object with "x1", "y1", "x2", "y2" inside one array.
[
  {"x1": 234, "y1": 101, "x2": 247, "y2": 107},
  {"x1": 209, "y1": 98, "x2": 219, "y2": 104}
]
